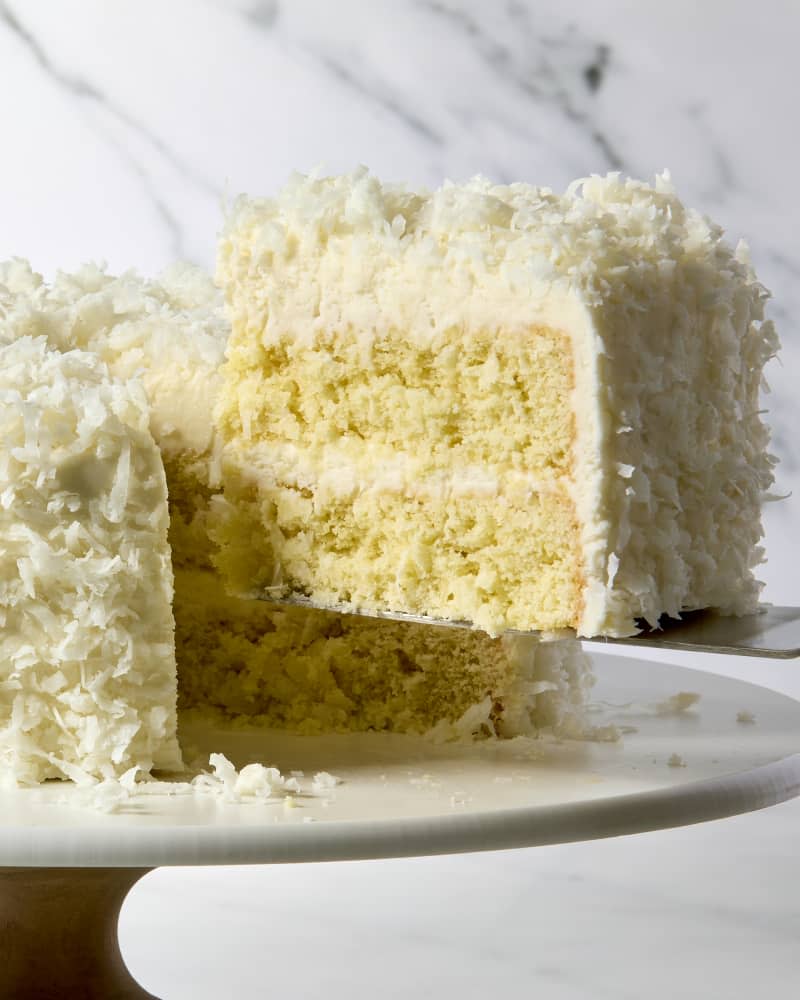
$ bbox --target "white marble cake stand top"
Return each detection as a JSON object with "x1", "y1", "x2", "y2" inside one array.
[{"x1": 1, "y1": 652, "x2": 798, "y2": 869}]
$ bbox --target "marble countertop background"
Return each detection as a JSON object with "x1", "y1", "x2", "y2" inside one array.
[{"x1": 1, "y1": 1, "x2": 798, "y2": 996}]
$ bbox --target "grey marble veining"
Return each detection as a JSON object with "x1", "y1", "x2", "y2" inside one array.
[{"x1": 0, "y1": 1, "x2": 221, "y2": 261}]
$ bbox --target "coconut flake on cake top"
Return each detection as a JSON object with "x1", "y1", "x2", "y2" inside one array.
[{"x1": 0, "y1": 259, "x2": 227, "y2": 465}]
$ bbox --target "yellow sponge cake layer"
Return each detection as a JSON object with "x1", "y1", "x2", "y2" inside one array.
[
  {"x1": 216, "y1": 321, "x2": 582, "y2": 631},
  {"x1": 212, "y1": 479, "x2": 581, "y2": 633},
  {"x1": 222, "y1": 325, "x2": 574, "y2": 474},
  {"x1": 174, "y1": 569, "x2": 589, "y2": 738}
]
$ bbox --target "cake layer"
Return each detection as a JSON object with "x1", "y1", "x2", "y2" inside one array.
[
  {"x1": 0, "y1": 338, "x2": 181, "y2": 783},
  {"x1": 173, "y1": 569, "x2": 589, "y2": 738},
  {"x1": 217, "y1": 169, "x2": 779, "y2": 637},
  {"x1": 212, "y1": 477, "x2": 581, "y2": 633},
  {"x1": 220, "y1": 323, "x2": 575, "y2": 480}
]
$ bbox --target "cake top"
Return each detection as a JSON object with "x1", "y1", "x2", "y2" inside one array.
[
  {"x1": 219, "y1": 168, "x2": 767, "y2": 317},
  {"x1": 0, "y1": 260, "x2": 227, "y2": 461}
]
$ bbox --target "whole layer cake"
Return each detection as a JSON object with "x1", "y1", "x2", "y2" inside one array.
[
  {"x1": 0, "y1": 257, "x2": 590, "y2": 783},
  {"x1": 216, "y1": 169, "x2": 778, "y2": 636}
]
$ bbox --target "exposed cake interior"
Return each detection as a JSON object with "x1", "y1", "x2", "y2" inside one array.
[
  {"x1": 173, "y1": 569, "x2": 589, "y2": 738},
  {"x1": 214, "y1": 321, "x2": 583, "y2": 633}
]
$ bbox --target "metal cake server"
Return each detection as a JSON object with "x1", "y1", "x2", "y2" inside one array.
[{"x1": 265, "y1": 597, "x2": 800, "y2": 658}]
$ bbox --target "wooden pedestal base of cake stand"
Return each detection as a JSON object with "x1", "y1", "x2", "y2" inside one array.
[
  {"x1": 0, "y1": 867, "x2": 155, "y2": 999},
  {"x1": 0, "y1": 655, "x2": 799, "y2": 999}
]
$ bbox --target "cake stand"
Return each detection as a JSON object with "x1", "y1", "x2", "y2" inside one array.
[{"x1": 2, "y1": 652, "x2": 799, "y2": 999}]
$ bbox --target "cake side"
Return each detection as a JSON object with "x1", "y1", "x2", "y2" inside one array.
[
  {"x1": 0, "y1": 259, "x2": 229, "y2": 569},
  {"x1": 0, "y1": 338, "x2": 181, "y2": 784},
  {"x1": 572, "y1": 175, "x2": 779, "y2": 630},
  {"x1": 0, "y1": 258, "x2": 227, "y2": 470}
]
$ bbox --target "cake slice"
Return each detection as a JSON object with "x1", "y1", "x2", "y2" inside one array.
[
  {"x1": 215, "y1": 169, "x2": 778, "y2": 636},
  {"x1": 0, "y1": 337, "x2": 180, "y2": 783}
]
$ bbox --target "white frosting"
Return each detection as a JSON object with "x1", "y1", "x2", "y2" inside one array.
[
  {"x1": 235, "y1": 437, "x2": 567, "y2": 502},
  {"x1": 219, "y1": 168, "x2": 778, "y2": 635},
  {"x1": 0, "y1": 337, "x2": 181, "y2": 784},
  {"x1": 0, "y1": 260, "x2": 227, "y2": 464}
]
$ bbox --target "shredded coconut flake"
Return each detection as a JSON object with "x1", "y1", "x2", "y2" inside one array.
[
  {"x1": 653, "y1": 692, "x2": 700, "y2": 716},
  {"x1": 311, "y1": 771, "x2": 342, "y2": 794},
  {"x1": 0, "y1": 337, "x2": 179, "y2": 785}
]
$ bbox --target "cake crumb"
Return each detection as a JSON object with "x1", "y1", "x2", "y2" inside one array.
[
  {"x1": 653, "y1": 692, "x2": 701, "y2": 716},
  {"x1": 667, "y1": 753, "x2": 687, "y2": 768},
  {"x1": 73, "y1": 753, "x2": 305, "y2": 813},
  {"x1": 736, "y1": 710, "x2": 756, "y2": 724}
]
